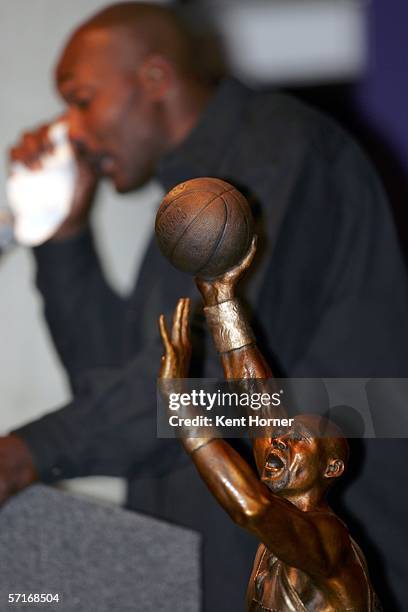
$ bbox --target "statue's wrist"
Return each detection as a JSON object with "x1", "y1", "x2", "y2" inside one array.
[
  {"x1": 204, "y1": 298, "x2": 255, "y2": 353},
  {"x1": 200, "y1": 285, "x2": 235, "y2": 307},
  {"x1": 215, "y1": 286, "x2": 235, "y2": 305}
]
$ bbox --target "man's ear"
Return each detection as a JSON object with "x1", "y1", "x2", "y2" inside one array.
[
  {"x1": 324, "y1": 458, "x2": 344, "y2": 480},
  {"x1": 138, "y1": 54, "x2": 174, "y2": 100}
]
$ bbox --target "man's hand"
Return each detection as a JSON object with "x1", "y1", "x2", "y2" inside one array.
[
  {"x1": 0, "y1": 435, "x2": 38, "y2": 504},
  {"x1": 196, "y1": 236, "x2": 257, "y2": 306},
  {"x1": 9, "y1": 120, "x2": 97, "y2": 241},
  {"x1": 159, "y1": 297, "x2": 191, "y2": 379}
]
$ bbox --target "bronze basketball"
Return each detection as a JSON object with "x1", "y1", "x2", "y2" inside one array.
[{"x1": 155, "y1": 177, "x2": 254, "y2": 278}]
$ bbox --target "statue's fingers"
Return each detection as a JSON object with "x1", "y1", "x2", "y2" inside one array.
[
  {"x1": 245, "y1": 235, "x2": 258, "y2": 266},
  {"x1": 171, "y1": 298, "x2": 185, "y2": 345},
  {"x1": 181, "y1": 298, "x2": 191, "y2": 348},
  {"x1": 221, "y1": 235, "x2": 258, "y2": 285},
  {"x1": 159, "y1": 314, "x2": 172, "y2": 354},
  {"x1": 233, "y1": 235, "x2": 258, "y2": 276}
]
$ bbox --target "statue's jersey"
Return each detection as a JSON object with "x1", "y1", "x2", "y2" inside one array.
[{"x1": 247, "y1": 541, "x2": 382, "y2": 612}]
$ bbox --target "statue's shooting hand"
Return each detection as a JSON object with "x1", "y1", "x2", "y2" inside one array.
[
  {"x1": 0, "y1": 435, "x2": 38, "y2": 504},
  {"x1": 196, "y1": 236, "x2": 257, "y2": 306},
  {"x1": 159, "y1": 298, "x2": 191, "y2": 379}
]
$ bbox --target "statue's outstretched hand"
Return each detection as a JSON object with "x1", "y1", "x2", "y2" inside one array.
[
  {"x1": 159, "y1": 297, "x2": 191, "y2": 379},
  {"x1": 196, "y1": 235, "x2": 257, "y2": 306}
]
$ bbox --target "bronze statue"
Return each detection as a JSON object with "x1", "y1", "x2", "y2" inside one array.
[{"x1": 159, "y1": 237, "x2": 381, "y2": 611}]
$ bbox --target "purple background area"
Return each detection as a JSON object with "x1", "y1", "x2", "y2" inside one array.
[{"x1": 355, "y1": 0, "x2": 408, "y2": 174}]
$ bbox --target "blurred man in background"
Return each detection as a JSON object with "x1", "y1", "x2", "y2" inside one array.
[{"x1": 2, "y1": 2, "x2": 408, "y2": 609}]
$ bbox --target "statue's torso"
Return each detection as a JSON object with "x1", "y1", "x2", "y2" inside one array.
[{"x1": 247, "y1": 543, "x2": 381, "y2": 612}]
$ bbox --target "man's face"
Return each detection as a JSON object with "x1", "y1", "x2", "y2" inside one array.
[
  {"x1": 56, "y1": 27, "x2": 165, "y2": 192},
  {"x1": 253, "y1": 418, "x2": 324, "y2": 495}
]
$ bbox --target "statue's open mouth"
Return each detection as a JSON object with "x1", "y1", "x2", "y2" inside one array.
[{"x1": 264, "y1": 453, "x2": 285, "y2": 473}]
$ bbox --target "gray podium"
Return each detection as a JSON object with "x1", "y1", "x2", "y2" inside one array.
[{"x1": 0, "y1": 485, "x2": 201, "y2": 611}]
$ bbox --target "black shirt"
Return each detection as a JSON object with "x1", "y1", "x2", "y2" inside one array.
[{"x1": 16, "y1": 79, "x2": 408, "y2": 610}]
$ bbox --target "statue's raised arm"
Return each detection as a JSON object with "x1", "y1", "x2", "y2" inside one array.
[{"x1": 157, "y1": 178, "x2": 381, "y2": 612}]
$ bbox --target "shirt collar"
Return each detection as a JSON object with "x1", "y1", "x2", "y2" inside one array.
[{"x1": 156, "y1": 77, "x2": 251, "y2": 191}]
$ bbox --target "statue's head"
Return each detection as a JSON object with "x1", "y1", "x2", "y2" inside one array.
[{"x1": 253, "y1": 415, "x2": 349, "y2": 499}]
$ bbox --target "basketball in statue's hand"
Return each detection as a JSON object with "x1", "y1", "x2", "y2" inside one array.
[{"x1": 155, "y1": 177, "x2": 254, "y2": 279}]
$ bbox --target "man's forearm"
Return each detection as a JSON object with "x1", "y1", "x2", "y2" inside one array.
[
  {"x1": 15, "y1": 334, "x2": 183, "y2": 482},
  {"x1": 33, "y1": 227, "x2": 127, "y2": 386}
]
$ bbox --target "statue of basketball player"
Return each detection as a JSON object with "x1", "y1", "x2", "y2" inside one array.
[{"x1": 159, "y1": 238, "x2": 382, "y2": 611}]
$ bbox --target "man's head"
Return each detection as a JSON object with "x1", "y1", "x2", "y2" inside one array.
[
  {"x1": 253, "y1": 415, "x2": 349, "y2": 500},
  {"x1": 56, "y1": 3, "x2": 213, "y2": 192}
]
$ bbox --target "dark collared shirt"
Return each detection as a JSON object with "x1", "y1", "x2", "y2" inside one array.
[{"x1": 17, "y1": 79, "x2": 408, "y2": 610}]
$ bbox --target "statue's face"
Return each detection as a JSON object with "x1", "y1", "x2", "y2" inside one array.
[{"x1": 253, "y1": 418, "x2": 324, "y2": 495}]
